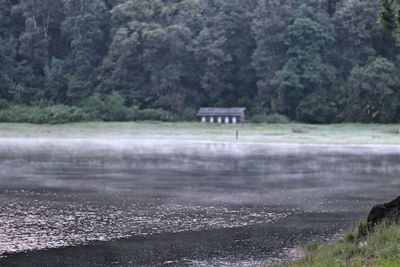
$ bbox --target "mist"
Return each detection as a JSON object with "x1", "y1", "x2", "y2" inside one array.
[{"x1": 0, "y1": 138, "x2": 399, "y2": 265}]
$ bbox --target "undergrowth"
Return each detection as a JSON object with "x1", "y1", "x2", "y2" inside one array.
[{"x1": 277, "y1": 220, "x2": 400, "y2": 267}]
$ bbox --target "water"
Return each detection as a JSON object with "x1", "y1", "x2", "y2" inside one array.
[{"x1": 0, "y1": 139, "x2": 399, "y2": 266}]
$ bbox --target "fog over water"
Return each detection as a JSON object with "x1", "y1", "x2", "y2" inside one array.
[{"x1": 0, "y1": 138, "x2": 399, "y2": 266}]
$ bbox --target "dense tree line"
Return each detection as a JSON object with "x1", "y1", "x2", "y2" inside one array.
[{"x1": 0, "y1": 0, "x2": 399, "y2": 123}]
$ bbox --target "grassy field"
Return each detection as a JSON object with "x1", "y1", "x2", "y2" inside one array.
[
  {"x1": 277, "y1": 221, "x2": 400, "y2": 267},
  {"x1": 1, "y1": 122, "x2": 400, "y2": 145}
]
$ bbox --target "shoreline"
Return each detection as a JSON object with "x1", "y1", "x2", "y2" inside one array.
[
  {"x1": 1, "y1": 122, "x2": 400, "y2": 146},
  {"x1": 1, "y1": 137, "x2": 400, "y2": 156}
]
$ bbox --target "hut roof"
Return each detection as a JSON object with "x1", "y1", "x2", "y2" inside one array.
[{"x1": 197, "y1": 107, "x2": 246, "y2": 117}]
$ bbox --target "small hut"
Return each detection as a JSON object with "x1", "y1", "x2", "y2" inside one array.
[{"x1": 197, "y1": 107, "x2": 246, "y2": 124}]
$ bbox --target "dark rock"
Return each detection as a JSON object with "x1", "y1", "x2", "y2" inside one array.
[{"x1": 367, "y1": 196, "x2": 400, "y2": 229}]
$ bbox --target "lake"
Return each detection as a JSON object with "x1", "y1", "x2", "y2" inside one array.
[{"x1": 0, "y1": 139, "x2": 399, "y2": 266}]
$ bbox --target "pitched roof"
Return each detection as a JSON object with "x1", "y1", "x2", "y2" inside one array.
[{"x1": 197, "y1": 107, "x2": 246, "y2": 116}]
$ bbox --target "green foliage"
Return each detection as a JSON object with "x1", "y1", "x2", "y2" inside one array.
[
  {"x1": 43, "y1": 105, "x2": 88, "y2": 124},
  {"x1": 343, "y1": 57, "x2": 400, "y2": 123},
  {"x1": 172, "y1": 108, "x2": 197, "y2": 122},
  {"x1": 252, "y1": 0, "x2": 293, "y2": 104},
  {"x1": 269, "y1": 4, "x2": 336, "y2": 119},
  {"x1": 62, "y1": 0, "x2": 110, "y2": 103},
  {"x1": 102, "y1": 91, "x2": 129, "y2": 121},
  {"x1": 81, "y1": 93, "x2": 104, "y2": 120},
  {"x1": 295, "y1": 92, "x2": 338, "y2": 124},
  {"x1": 0, "y1": 0, "x2": 397, "y2": 123},
  {"x1": 81, "y1": 92, "x2": 172, "y2": 122},
  {"x1": 344, "y1": 219, "x2": 370, "y2": 243},
  {"x1": 193, "y1": 0, "x2": 257, "y2": 107},
  {"x1": 380, "y1": 0, "x2": 398, "y2": 31},
  {"x1": 278, "y1": 221, "x2": 400, "y2": 267},
  {"x1": 0, "y1": 99, "x2": 10, "y2": 110},
  {"x1": 355, "y1": 219, "x2": 369, "y2": 239},
  {"x1": 130, "y1": 107, "x2": 171, "y2": 121},
  {"x1": 334, "y1": 0, "x2": 385, "y2": 74},
  {"x1": 45, "y1": 58, "x2": 68, "y2": 103},
  {"x1": 67, "y1": 75, "x2": 91, "y2": 104},
  {"x1": 0, "y1": 105, "x2": 87, "y2": 124},
  {"x1": 250, "y1": 114, "x2": 290, "y2": 124}
]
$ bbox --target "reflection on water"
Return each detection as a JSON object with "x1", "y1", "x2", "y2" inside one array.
[
  {"x1": 0, "y1": 197, "x2": 288, "y2": 255},
  {"x1": 0, "y1": 140, "x2": 399, "y2": 266}
]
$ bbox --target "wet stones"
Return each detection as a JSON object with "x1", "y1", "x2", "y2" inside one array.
[{"x1": 367, "y1": 196, "x2": 400, "y2": 229}]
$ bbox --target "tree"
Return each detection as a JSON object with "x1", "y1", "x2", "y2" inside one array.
[
  {"x1": 100, "y1": 21, "x2": 163, "y2": 107},
  {"x1": 45, "y1": 57, "x2": 68, "y2": 103},
  {"x1": 380, "y1": 0, "x2": 399, "y2": 31},
  {"x1": 269, "y1": 4, "x2": 336, "y2": 120},
  {"x1": 8, "y1": 0, "x2": 65, "y2": 103},
  {"x1": 149, "y1": 25, "x2": 193, "y2": 112},
  {"x1": 343, "y1": 57, "x2": 400, "y2": 123},
  {"x1": 103, "y1": 91, "x2": 128, "y2": 121},
  {"x1": 13, "y1": 0, "x2": 64, "y2": 73},
  {"x1": 101, "y1": 0, "x2": 197, "y2": 111},
  {"x1": 334, "y1": 0, "x2": 396, "y2": 75},
  {"x1": 62, "y1": 0, "x2": 110, "y2": 104},
  {"x1": 0, "y1": 0, "x2": 398, "y2": 124},
  {"x1": 251, "y1": 0, "x2": 294, "y2": 111},
  {"x1": 194, "y1": 0, "x2": 257, "y2": 108},
  {"x1": 295, "y1": 90, "x2": 338, "y2": 123},
  {"x1": 0, "y1": 36, "x2": 16, "y2": 100}
]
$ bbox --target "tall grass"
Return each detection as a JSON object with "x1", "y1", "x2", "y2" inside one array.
[{"x1": 278, "y1": 221, "x2": 400, "y2": 267}]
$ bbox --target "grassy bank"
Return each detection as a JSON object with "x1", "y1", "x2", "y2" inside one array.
[
  {"x1": 1, "y1": 122, "x2": 400, "y2": 145},
  {"x1": 277, "y1": 221, "x2": 400, "y2": 267}
]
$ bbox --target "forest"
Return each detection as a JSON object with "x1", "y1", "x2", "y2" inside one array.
[{"x1": 0, "y1": 0, "x2": 399, "y2": 124}]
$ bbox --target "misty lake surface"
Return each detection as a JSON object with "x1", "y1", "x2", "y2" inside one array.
[{"x1": 0, "y1": 139, "x2": 399, "y2": 266}]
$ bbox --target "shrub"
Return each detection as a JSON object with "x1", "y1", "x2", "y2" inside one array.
[
  {"x1": 0, "y1": 99, "x2": 9, "y2": 110},
  {"x1": 130, "y1": 107, "x2": 171, "y2": 121},
  {"x1": 0, "y1": 105, "x2": 88, "y2": 124},
  {"x1": 81, "y1": 92, "x2": 132, "y2": 121},
  {"x1": 42, "y1": 105, "x2": 87, "y2": 124},
  {"x1": 0, "y1": 93, "x2": 172, "y2": 123},
  {"x1": 81, "y1": 93, "x2": 104, "y2": 120},
  {"x1": 295, "y1": 92, "x2": 338, "y2": 124},
  {"x1": 250, "y1": 113, "x2": 290, "y2": 124},
  {"x1": 172, "y1": 108, "x2": 197, "y2": 122},
  {"x1": 0, "y1": 105, "x2": 34, "y2": 123},
  {"x1": 102, "y1": 92, "x2": 130, "y2": 121}
]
